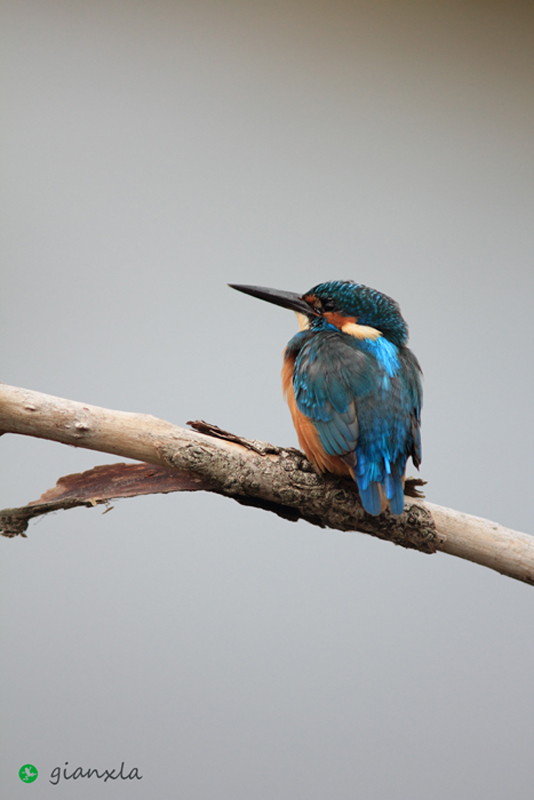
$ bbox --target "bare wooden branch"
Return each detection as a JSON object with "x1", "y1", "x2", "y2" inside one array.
[
  {"x1": 0, "y1": 383, "x2": 532, "y2": 585},
  {"x1": 424, "y1": 502, "x2": 534, "y2": 585}
]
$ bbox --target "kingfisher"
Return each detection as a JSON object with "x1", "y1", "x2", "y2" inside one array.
[{"x1": 229, "y1": 280, "x2": 422, "y2": 516}]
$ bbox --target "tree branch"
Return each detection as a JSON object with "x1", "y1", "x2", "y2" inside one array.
[{"x1": 0, "y1": 383, "x2": 532, "y2": 586}]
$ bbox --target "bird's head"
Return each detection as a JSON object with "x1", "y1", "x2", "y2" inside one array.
[{"x1": 229, "y1": 280, "x2": 408, "y2": 346}]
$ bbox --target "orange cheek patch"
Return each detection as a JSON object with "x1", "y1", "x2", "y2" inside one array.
[
  {"x1": 323, "y1": 312, "x2": 382, "y2": 340},
  {"x1": 324, "y1": 312, "x2": 357, "y2": 329}
]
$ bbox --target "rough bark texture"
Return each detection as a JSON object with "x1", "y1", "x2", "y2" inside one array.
[{"x1": 0, "y1": 383, "x2": 532, "y2": 585}]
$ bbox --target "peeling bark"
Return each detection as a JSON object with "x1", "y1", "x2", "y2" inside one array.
[{"x1": 0, "y1": 383, "x2": 532, "y2": 585}]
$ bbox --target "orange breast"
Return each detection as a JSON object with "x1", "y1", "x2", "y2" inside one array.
[{"x1": 281, "y1": 355, "x2": 352, "y2": 477}]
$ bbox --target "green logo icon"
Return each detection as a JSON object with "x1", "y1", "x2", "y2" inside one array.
[{"x1": 19, "y1": 764, "x2": 38, "y2": 783}]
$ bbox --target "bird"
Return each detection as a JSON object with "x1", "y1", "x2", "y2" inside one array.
[{"x1": 229, "y1": 280, "x2": 422, "y2": 516}]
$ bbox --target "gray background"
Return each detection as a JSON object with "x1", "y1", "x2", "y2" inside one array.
[{"x1": 1, "y1": 0, "x2": 533, "y2": 797}]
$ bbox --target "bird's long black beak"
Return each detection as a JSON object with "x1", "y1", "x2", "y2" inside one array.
[{"x1": 229, "y1": 284, "x2": 317, "y2": 317}]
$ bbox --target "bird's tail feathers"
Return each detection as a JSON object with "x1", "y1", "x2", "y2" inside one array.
[
  {"x1": 356, "y1": 480, "x2": 388, "y2": 516},
  {"x1": 355, "y1": 456, "x2": 406, "y2": 516},
  {"x1": 383, "y1": 460, "x2": 405, "y2": 516}
]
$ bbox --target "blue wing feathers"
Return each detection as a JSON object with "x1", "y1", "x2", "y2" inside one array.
[{"x1": 286, "y1": 328, "x2": 422, "y2": 516}]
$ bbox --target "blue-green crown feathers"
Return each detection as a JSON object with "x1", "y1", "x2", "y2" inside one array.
[{"x1": 307, "y1": 281, "x2": 409, "y2": 346}]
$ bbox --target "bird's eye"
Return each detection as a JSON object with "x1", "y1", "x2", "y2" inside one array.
[{"x1": 321, "y1": 298, "x2": 335, "y2": 312}]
